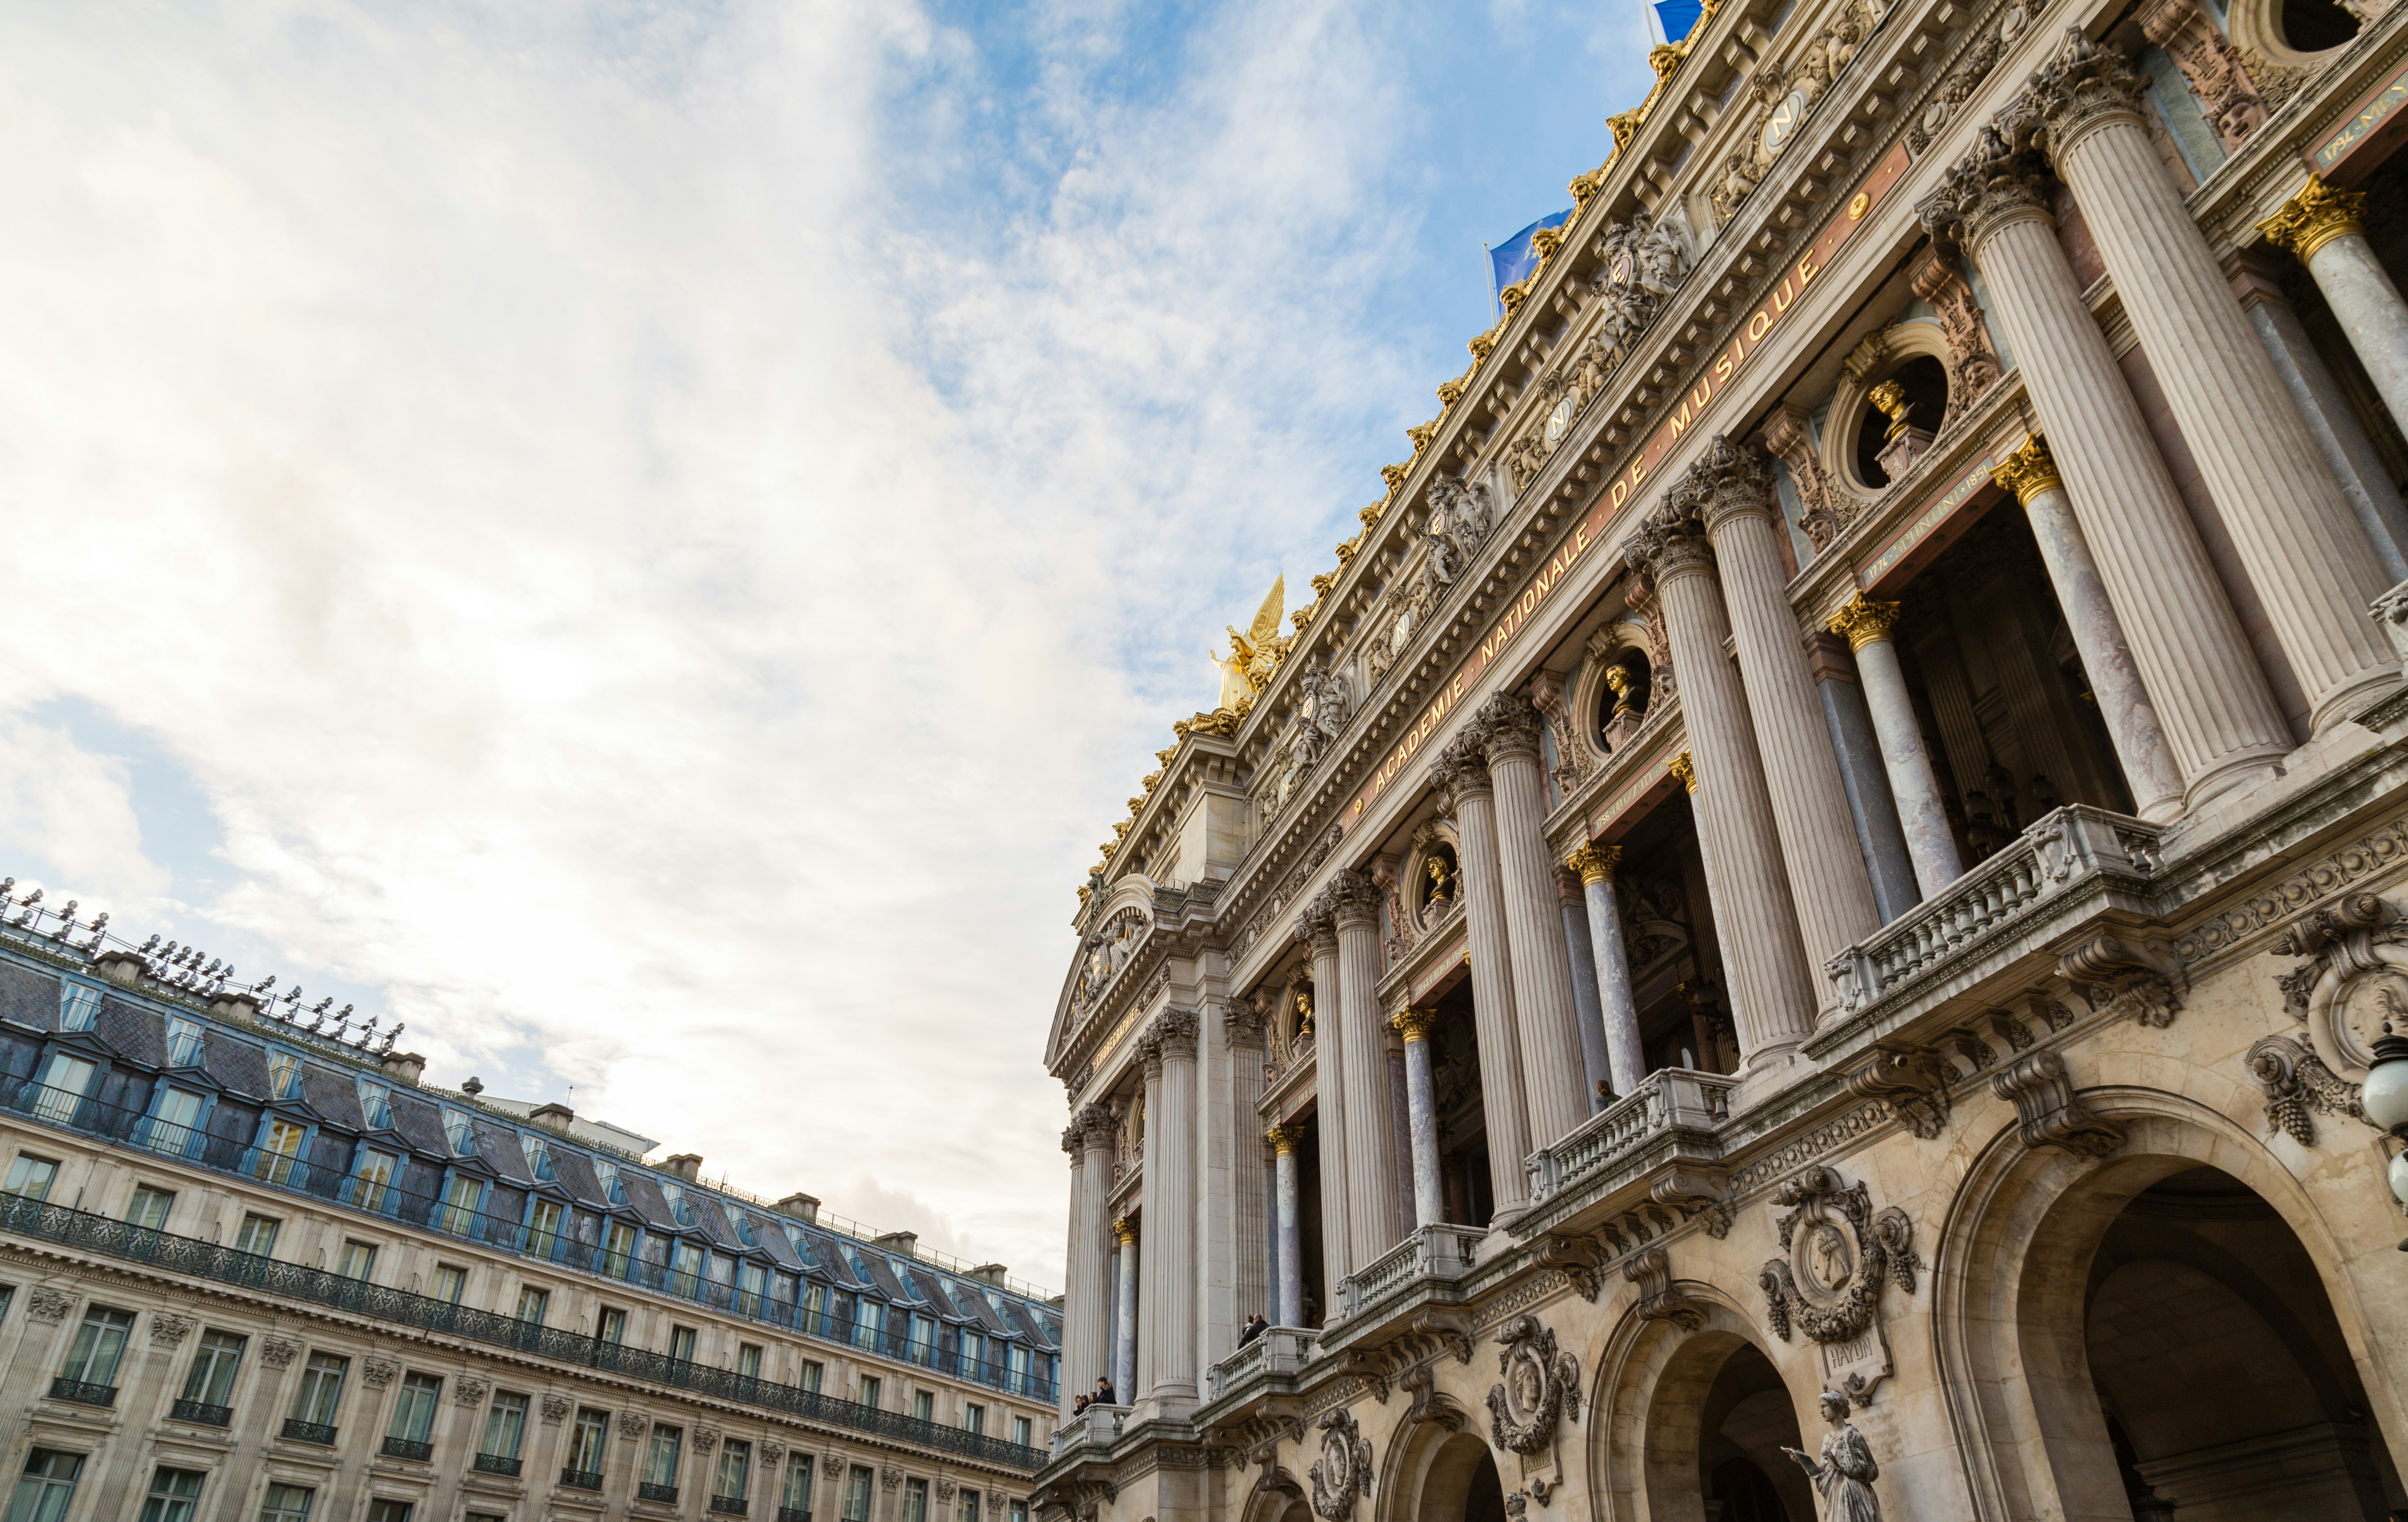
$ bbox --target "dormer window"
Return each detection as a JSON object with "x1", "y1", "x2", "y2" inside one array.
[
  {"x1": 520, "y1": 1132, "x2": 555, "y2": 1182},
  {"x1": 660, "y1": 1181, "x2": 696, "y2": 1226},
  {"x1": 594, "y1": 1158, "x2": 628, "y2": 1205},
  {"x1": 442, "y1": 1108, "x2": 478, "y2": 1156},
  {"x1": 266, "y1": 1051, "x2": 302, "y2": 1100},
  {"x1": 722, "y1": 1203, "x2": 758, "y2": 1247},
  {"x1": 58, "y1": 984, "x2": 99, "y2": 1033},
  {"x1": 357, "y1": 1079, "x2": 392, "y2": 1129},
  {"x1": 166, "y1": 1017, "x2": 203, "y2": 1067}
]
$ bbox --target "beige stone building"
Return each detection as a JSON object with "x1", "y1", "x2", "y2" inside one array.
[
  {"x1": 1037, "y1": 0, "x2": 2408, "y2": 1517},
  {"x1": 0, "y1": 904, "x2": 1059, "y2": 1522}
]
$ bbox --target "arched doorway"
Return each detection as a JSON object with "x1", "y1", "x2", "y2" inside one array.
[
  {"x1": 1395, "y1": 1430, "x2": 1504, "y2": 1522},
  {"x1": 1637, "y1": 1327, "x2": 1815, "y2": 1522},
  {"x1": 2083, "y1": 1166, "x2": 2401, "y2": 1520}
]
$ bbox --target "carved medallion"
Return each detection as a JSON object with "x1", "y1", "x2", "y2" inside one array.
[
  {"x1": 2273, "y1": 894, "x2": 2408, "y2": 1083},
  {"x1": 1307, "y1": 1408, "x2": 1373, "y2": 1520},
  {"x1": 1484, "y1": 1315, "x2": 1581, "y2": 1455},
  {"x1": 1760, "y1": 87, "x2": 1812, "y2": 155},
  {"x1": 1756, "y1": 1167, "x2": 1918, "y2": 1405}
]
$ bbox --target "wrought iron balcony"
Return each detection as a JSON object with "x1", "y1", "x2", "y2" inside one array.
[
  {"x1": 711, "y1": 1498, "x2": 751, "y2": 1516},
  {"x1": 779, "y1": 1508, "x2": 813, "y2": 1522},
  {"x1": 282, "y1": 1419, "x2": 339, "y2": 1446},
  {"x1": 383, "y1": 1437, "x2": 434, "y2": 1461},
  {"x1": 1524, "y1": 1067, "x2": 1735, "y2": 1206},
  {"x1": 46, "y1": 1377, "x2": 114, "y2": 1407},
  {"x1": 473, "y1": 1453, "x2": 523, "y2": 1477},
  {"x1": 560, "y1": 1468, "x2": 605, "y2": 1491},
  {"x1": 170, "y1": 1398, "x2": 232, "y2": 1427},
  {"x1": 639, "y1": 1482, "x2": 681, "y2": 1503}
]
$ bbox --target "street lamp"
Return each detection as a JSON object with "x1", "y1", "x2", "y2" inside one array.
[{"x1": 2359, "y1": 1021, "x2": 2408, "y2": 1249}]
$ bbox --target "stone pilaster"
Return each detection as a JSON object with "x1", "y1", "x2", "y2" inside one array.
[
  {"x1": 1921, "y1": 112, "x2": 2292, "y2": 803},
  {"x1": 1566, "y1": 843, "x2": 1646, "y2": 1097},
  {"x1": 1389, "y1": 1008, "x2": 1445, "y2": 1228},
  {"x1": 1556, "y1": 864, "x2": 1613, "y2": 1112},
  {"x1": 1627, "y1": 509, "x2": 1818, "y2": 1069},
  {"x1": 1265, "y1": 1125, "x2": 1305, "y2": 1327},
  {"x1": 2031, "y1": 31, "x2": 2394, "y2": 730},
  {"x1": 2261, "y1": 175, "x2": 2408, "y2": 451},
  {"x1": 1331, "y1": 871, "x2": 1400, "y2": 1268},
  {"x1": 1428, "y1": 733, "x2": 1533, "y2": 1216},
  {"x1": 1828, "y1": 595, "x2": 1966, "y2": 896},
  {"x1": 1291, "y1": 900, "x2": 1350, "y2": 1298},
  {"x1": 1135, "y1": 1035, "x2": 1168, "y2": 1406},
  {"x1": 1481, "y1": 693, "x2": 1595, "y2": 1150},
  {"x1": 1221, "y1": 1002, "x2": 1269, "y2": 1352}
]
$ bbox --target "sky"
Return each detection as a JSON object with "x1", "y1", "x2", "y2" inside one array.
[{"x1": 0, "y1": 0, "x2": 1658, "y2": 1290}]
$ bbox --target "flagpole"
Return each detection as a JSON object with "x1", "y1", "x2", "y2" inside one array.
[
  {"x1": 1484, "y1": 241, "x2": 1501, "y2": 324},
  {"x1": 1641, "y1": 0, "x2": 1663, "y2": 46}
]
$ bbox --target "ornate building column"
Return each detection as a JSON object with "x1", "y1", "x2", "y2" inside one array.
[
  {"x1": 1428, "y1": 735, "x2": 1534, "y2": 1217},
  {"x1": 1067, "y1": 1106, "x2": 1114, "y2": 1409},
  {"x1": 1806, "y1": 629, "x2": 1922, "y2": 923},
  {"x1": 1389, "y1": 1009, "x2": 1445, "y2": 1228},
  {"x1": 1293, "y1": 899, "x2": 1350, "y2": 1298},
  {"x1": 1134, "y1": 1037, "x2": 1168, "y2": 1405},
  {"x1": 1991, "y1": 434, "x2": 2186, "y2": 819},
  {"x1": 1480, "y1": 693, "x2": 1595, "y2": 1149},
  {"x1": 1920, "y1": 114, "x2": 2292, "y2": 804},
  {"x1": 1687, "y1": 439, "x2": 1883, "y2": 1008},
  {"x1": 1556, "y1": 865, "x2": 1613, "y2": 1112},
  {"x1": 1331, "y1": 870, "x2": 1400, "y2": 1267},
  {"x1": 1827, "y1": 595, "x2": 1967, "y2": 895},
  {"x1": 1110, "y1": 1217, "x2": 1138, "y2": 1404},
  {"x1": 1143, "y1": 1011, "x2": 1198, "y2": 1410},
  {"x1": 2261, "y1": 175, "x2": 2408, "y2": 446},
  {"x1": 1223, "y1": 1002, "x2": 1270, "y2": 1348},
  {"x1": 1266, "y1": 1125, "x2": 1305, "y2": 1326},
  {"x1": 2029, "y1": 31, "x2": 2394, "y2": 729},
  {"x1": 1565, "y1": 843, "x2": 1646, "y2": 1098},
  {"x1": 1627, "y1": 513, "x2": 1819, "y2": 1069},
  {"x1": 1385, "y1": 1042, "x2": 1414, "y2": 1238}
]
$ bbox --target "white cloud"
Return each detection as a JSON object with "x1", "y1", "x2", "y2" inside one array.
[{"x1": 0, "y1": 0, "x2": 1430, "y2": 1289}]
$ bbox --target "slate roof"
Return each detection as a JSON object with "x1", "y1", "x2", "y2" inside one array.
[
  {"x1": 0, "y1": 961, "x2": 57, "y2": 1032},
  {"x1": 200, "y1": 1029, "x2": 272, "y2": 1099},
  {"x1": 95, "y1": 996, "x2": 164, "y2": 1067}
]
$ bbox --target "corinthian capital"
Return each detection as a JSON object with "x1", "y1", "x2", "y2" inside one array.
[
  {"x1": 1990, "y1": 433, "x2": 2065, "y2": 505},
  {"x1": 1564, "y1": 842, "x2": 1621, "y2": 885},
  {"x1": 1153, "y1": 1006, "x2": 1200, "y2": 1058},
  {"x1": 1687, "y1": 435, "x2": 1778, "y2": 534},
  {"x1": 1074, "y1": 1102, "x2": 1116, "y2": 1148},
  {"x1": 1476, "y1": 693, "x2": 1545, "y2": 763},
  {"x1": 1826, "y1": 595, "x2": 1905, "y2": 651},
  {"x1": 2023, "y1": 28, "x2": 2147, "y2": 153},
  {"x1": 2259, "y1": 174, "x2": 2366, "y2": 264},
  {"x1": 1626, "y1": 491, "x2": 1716, "y2": 587},
  {"x1": 1917, "y1": 114, "x2": 2053, "y2": 252},
  {"x1": 1327, "y1": 867, "x2": 1384, "y2": 929},
  {"x1": 1427, "y1": 725, "x2": 1494, "y2": 809},
  {"x1": 1293, "y1": 892, "x2": 1338, "y2": 955}
]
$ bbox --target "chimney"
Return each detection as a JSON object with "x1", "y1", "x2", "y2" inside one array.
[
  {"x1": 209, "y1": 991, "x2": 262, "y2": 1024},
  {"x1": 531, "y1": 1102, "x2": 576, "y2": 1133},
  {"x1": 95, "y1": 950, "x2": 147, "y2": 987},
  {"x1": 662, "y1": 1153, "x2": 703, "y2": 1181},
  {"x1": 381, "y1": 1051, "x2": 427, "y2": 1085},
  {"x1": 965, "y1": 1263, "x2": 1010, "y2": 1286},
  {"x1": 873, "y1": 1230, "x2": 920, "y2": 1258},
  {"x1": 776, "y1": 1193, "x2": 822, "y2": 1224}
]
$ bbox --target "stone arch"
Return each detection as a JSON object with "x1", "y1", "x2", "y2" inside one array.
[
  {"x1": 1240, "y1": 1469, "x2": 1310, "y2": 1522},
  {"x1": 1588, "y1": 1288, "x2": 1822, "y2": 1522},
  {"x1": 1930, "y1": 1086, "x2": 2407, "y2": 1522},
  {"x1": 2226, "y1": 0, "x2": 2359, "y2": 69},
  {"x1": 1375, "y1": 1406, "x2": 1488, "y2": 1522}
]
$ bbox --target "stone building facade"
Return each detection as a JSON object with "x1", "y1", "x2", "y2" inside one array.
[
  {"x1": 1038, "y1": 0, "x2": 2408, "y2": 1516},
  {"x1": 0, "y1": 899, "x2": 1060, "y2": 1522}
]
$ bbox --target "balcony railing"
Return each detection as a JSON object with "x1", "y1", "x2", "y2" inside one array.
[
  {"x1": 711, "y1": 1498, "x2": 750, "y2": 1516},
  {"x1": 1824, "y1": 805, "x2": 2160, "y2": 1020},
  {"x1": 780, "y1": 1509, "x2": 813, "y2": 1522},
  {"x1": 282, "y1": 1419, "x2": 339, "y2": 1446},
  {"x1": 383, "y1": 1437, "x2": 434, "y2": 1461},
  {"x1": 561, "y1": 1469, "x2": 605, "y2": 1491},
  {"x1": 46, "y1": 1377, "x2": 114, "y2": 1407},
  {"x1": 0, "y1": 1075, "x2": 1060, "y2": 1407},
  {"x1": 640, "y1": 1483, "x2": 681, "y2": 1504},
  {"x1": 1524, "y1": 1067, "x2": 1735, "y2": 1205},
  {"x1": 1335, "y1": 1224, "x2": 1484, "y2": 1320},
  {"x1": 1203, "y1": 1327, "x2": 1319, "y2": 1401},
  {"x1": 473, "y1": 1453, "x2": 523, "y2": 1477},
  {"x1": 170, "y1": 1398, "x2": 231, "y2": 1427},
  {"x1": 0, "y1": 1193, "x2": 1051, "y2": 1472},
  {"x1": 1050, "y1": 1402, "x2": 1127, "y2": 1459}
]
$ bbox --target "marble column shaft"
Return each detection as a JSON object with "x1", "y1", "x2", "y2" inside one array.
[
  {"x1": 1700, "y1": 470, "x2": 1883, "y2": 1001},
  {"x1": 1225, "y1": 1008, "x2": 1270, "y2": 1351},
  {"x1": 1431, "y1": 743, "x2": 1534, "y2": 1215},
  {"x1": 1630, "y1": 521, "x2": 1818, "y2": 1065},
  {"x1": 1829, "y1": 597, "x2": 1966, "y2": 895},
  {"x1": 2262, "y1": 175, "x2": 2408, "y2": 451},
  {"x1": 2043, "y1": 67, "x2": 2391, "y2": 728},
  {"x1": 1302, "y1": 917, "x2": 1351, "y2": 1293},
  {"x1": 1058, "y1": 1141, "x2": 1088, "y2": 1417},
  {"x1": 1483, "y1": 697, "x2": 1595, "y2": 1150},
  {"x1": 1332, "y1": 884, "x2": 1400, "y2": 1268},
  {"x1": 1939, "y1": 166, "x2": 2290, "y2": 802},
  {"x1": 1111, "y1": 1221, "x2": 1138, "y2": 1404},
  {"x1": 1392, "y1": 1009, "x2": 1445, "y2": 1227},
  {"x1": 1807, "y1": 634, "x2": 1922, "y2": 923},
  {"x1": 1556, "y1": 866, "x2": 1612, "y2": 1111},
  {"x1": 1385, "y1": 1047, "x2": 1414, "y2": 1236},
  {"x1": 2239, "y1": 269, "x2": 2408, "y2": 583},
  {"x1": 1268, "y1": 1128, "x2": 1305, "y2": 1326},
  {"x1": 1145, "y1": 1019, "x2": 1198, "y2": 1405},
  {"x1": 1567, "y1": 844, "x2": 1646, "y2": 1098}
]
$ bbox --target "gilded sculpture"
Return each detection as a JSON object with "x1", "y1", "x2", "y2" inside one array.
[{"x1": 1214, "y1": 576, "x2": 1293, "y2": 708}]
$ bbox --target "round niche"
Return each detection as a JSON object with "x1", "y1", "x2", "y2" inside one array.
[
  {"x1": 2228, "y1": 0, "x2": 2359, "y2": 68},
  {"x1": 1415, "y1": 841, "x2": 1463, "y2": 928},
  {"x1": 1849, "y1": 353, "x2": 1949, "y2": 491},
  {"x1": 1594, "y1": 649, "x2": 1653, "y2": 749}
]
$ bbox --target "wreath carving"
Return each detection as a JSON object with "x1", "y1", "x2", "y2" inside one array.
[
  {"x1": 1307, "y1": 1407, "x2": 1372, "y2": 1520},
  {"x1": 1756, "y1": 1166, "x2": 1918, "y2": 1402},
  {"x1": 1484, "y1": 1314, "x2": 1582, "y2": 1455}
]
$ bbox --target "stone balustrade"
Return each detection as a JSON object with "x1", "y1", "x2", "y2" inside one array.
[
  {"x1": 1333, "y1": 1222, "x2": 1487, "y2": 1320},
  {"x1": 1050, "y1": 1403, "x2": 1129, "y2": 1458},
  {"x1": 1203, "y1": 1326, "x2": 1320, "y2": 1402},
  {"x1": 1524, "y1": 1067, "x2": 1736, "y2": 1205}
]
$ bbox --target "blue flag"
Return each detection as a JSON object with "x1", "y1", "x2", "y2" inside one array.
[
  {"x1": 1655, "y1": 0, "x2": 1703, "y2": 41},
  {"x1": 1488, "y1": 210, "x2": 1574, "y2": 317}
]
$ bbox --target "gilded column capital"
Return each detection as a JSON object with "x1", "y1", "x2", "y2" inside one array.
[
  {"x1": 2024, "y1": 27, "x2": 2149, "y2": 156},
  {"x1": 2259, "y1": 175, "x2": 2366, "y2": 265},
  {"x1": 1266, "y1": 1122, "x2": 1307, "y2": 1154},
  {"x1": 1564, "y1": 841, "x2": 1621, "y2": 885},
  {"x1": 1476, "y1": 693, "x2": 1546, "y2": 764},
  {"x1": 1670, "y1": 751, "x2": 1700, "y2": 793},
  {"x1": 1917, "y1": 116, "x2": 2054, "y2": 252},
  {"x1": 1389, "y1": 1007, "x2": 1440, "y2": 1042},
  {"x1": 1827, "y1": 595, "x2": 1905, "y2": 651},
  {"x1": 1113, "y1": 1216, "x2": 1139, "y2": 1246},
  {"x1": 1990, "y1": 433, "x2": 2065, "y2": 505}
]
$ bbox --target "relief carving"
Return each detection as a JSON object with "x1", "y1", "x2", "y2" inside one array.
[
  {"x1": 1307, "y1": 1408, "x2": 1373, "y2": 1519},
  {"x1": 2246, "y1": 1032, "x2": 2366, "y2": 1146},
  {"x1": 1992, "y1": 1048, "x2": 2124, "y2": 1158},
  {"x1": 2271, "y1": 893, "x2": 2408, "y2": 1083},
  {"x1": 1755, "y1": 1167, "x2": 1918, "y2": 1404},
  {"x1": 1484, "y1": 1316, "x2": 1583, "y2": 1455},
  {"x1": 1626, "y1": 1246, "x2": 1707, "y2": 1331}
]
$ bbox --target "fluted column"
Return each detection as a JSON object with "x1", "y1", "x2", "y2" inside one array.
[
  {"x1": 1111, "y1": 1217, "x2": 1138, "y2": 1404},
  {"x1": 1992, "y1": 435, "x2": 2186, "y2": 819},
  {"x1": 1068, "y1": 1107, "x2": 1113, "y2": 1413},
  {"x1": 1293, "y1": 902, "x2": 1350, "y2": 1296},
  {"x1": 1921, "y1": 116, "x2": 2291, "y2": 804},
  {"x1": 1267, "y1": 1125, "x2": 1305, "y2": 1326},
  {"x1": 2261, "y1": 174, "x2": 2408, "y2": 445},
  {"x1": 1691, "y1": 439, "x2": 1882, "y2": 1009},
  {"x1": 1145, "y1": 1011, "x2": 1198, "y2": 1408},
  {"x1": 1224, "y1": 1003, "x2": 1270, "y2": 1347},
  {"x1": 1390, "y1": 1008, "x2": 1445, "y2": 1227},
  {"x1": 2031, "y1": 31, "x2": 2393, "y2": 729},
  {"x1": 1134, "y1": 1038, "x2": 1167, "y2": 1405},
  {"x1": 1481, "y1": 693, "x2": 1594, "y2": 1148},
  {"x1": 1827, "y1": 595, "x2": 1967, "y2": 893},
  {"x1": 1628, "y1": 511, "x2": 1818, "y2": 1067},
  {"x1": 1428, "y1": 736, "x2": 1533, "y2": 1216},
  {"x1": 1565, "y1": 843, "x2": 1645, "y2": 1097},
  {"x1": 1556, "y1": 866, "x2": 1613, "y2": 1112},
  {"x1": 1331, "y1": 871, "x2": 1400, "y2": 1266}
]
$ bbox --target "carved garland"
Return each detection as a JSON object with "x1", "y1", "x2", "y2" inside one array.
[
  {"x1": 1484, "y1": 1315, "x2": 1583, "y2": 1455},
  {"x1": 1306, "y1": 1407, "x2": 1373, "y2": 1520}
]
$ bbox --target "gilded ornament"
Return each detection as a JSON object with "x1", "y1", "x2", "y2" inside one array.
[
  {"x1": 1113, "y1": 1216, "x2": 1138, "y2": 1246},
  {"x1": 1989, "y1": 433, "x2": 2063, "y2": 505},
  {"x1": 1867, "y1": 379, "x2": 1915, "y2": 441},
  {"x1": 2258, "y1": 174, "x2": 2366, "y2": 264},
  {"x1": 1670, "y1": 751, "x2": 1699, "y2": 793},
  {"x1": 1389, "y1": 1006, "x2": 1440, "y2": 1042},
  {"x1": 1563, "y1": 842, "x2": 1621, "y2": 885},
  {"x1": 1827, "y1": 595, "x2": 1905, "y2": 652},
  {"x1": 1266, "y1": 1123, "x2": 1306, "y2": 1153},
  {"x1": 1425, "y1": 852, "x2": 1456, "y2": 904},
  {"x1": 1215, "y1": 577, "x2": 1292, "y2": 706}
]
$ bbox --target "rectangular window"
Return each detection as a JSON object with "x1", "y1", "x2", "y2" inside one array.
[
  {"x1": 7, "y1": 1450, "x2": 82, "y2": 1522},
  {"x1": 165, "y1": 1017, "x2": 204, "y2": 1067},
  {"x1": 481, "y1": 1391, "x2": 528, "y2": 1461},
  {"x1": 1006, "y1": 1344, "x2": 1031, "y2": 1394},
  {"x1": 364, "y1": 1501, "x2": 412, "y2": 1522},
  {"x1": 519, "y1": 1132, "x2": 554, "y2": 1181},
  {"x1": 257, "y1": 1483, "x2": 314, "y2": 1522},
  {"x1": 57, "y1": 984, "x2": 99, "y2": 1033},
  {"x1": 913, "y1": 1390, "x2": 935, "y2": 1423},
  {"x1": 670, "y1": 1240, "x2": 706, "y2": 1295},
  {"x1": 442, "y1": 1109, "x2": 476, "y2": 1156},
  {"x1": 1012, "y1": 1416, "x2": 1032, "y2": 1448},
  {"x1": 2, "y1": 1154, "x2": 57, "y2": 1201},
  {"x1": 594, "y1": 1157, "x2": 627, "y2": 1203},
  {"x1": 660, "y1": 1181, "x2": 692, "y2": 1224},
  {"x1": 1011, "y1": 1503, "x2": 1029, "y2": 1522},
  {"x1": 181, "y1": 1329, "x2": 245, "y2": 1408},
  {"x1": 670, "y1": 1325, "x2": 698, "y2": 1364},
  {"x1": 646, "y1": 1426, "x2": 683, "y2": 1488},
  {"x1": 528, "y1": 1198, "x2": 564, "y2": 1258},
  {"x1": 337, "y1": 1240, "x2": 377, "y2": 1281},
  {"x1": 910, "y1": 1313, "x2": 937, "y2": 1364},
  {"x1": 570, "y1": 1407, "x2": 610, "y2": 1474},
  {"x1": 514, "y1": 1285, "x2": 548, "y2": 1326},
  {"x1": 859, "y1": 1376, "x2": 881, "y2": 1410},
  {"x1": 125, "y1": 1184, "x2": 175, "y2": 1231},
  {"x1": 799, "y1": 1359, "x2": 824, "y2": 1394},
  {"x1": 716, "y1": 1438, "x2": 752, "y2": 1504},
  {"x1": 388, "y1": 1372, "x2": 441, "y2": 1444},
  {"x1": 905, "y1": 1476, "x2": 929, "y2": 1522},
  {"x1": 59, "y1": 1305, "x2": 133, "y2": 1389},
  {"x1": 356, "y1": 1079, "x2": 392, "y2": 1129},
  {"x1": 845, "y1": 1466, "x2": 875, "y2": 1522},
  {"x1": 438, "y1": 1174, "x2": 482, "y2": 1234},
  {"x1": 960, "y1": 1489, "x2": 981, "y2": 1522},
  {"x1": 255, "y1": 1119, "x2": 307, "y2": 1185},
  {"x1": 740, "y1": 1260, "x2": 769, "y2": 1312},
  {"x1": 234, "y1": 1213, "x2": 280, "y2": 1257},
  {"x1": 289, "y1": 1351, "x2": 347, "y2": 1426},
  {"x1": 853, "y1": 1298, "x2": 882, "y2": 1350},
  {"x1": 602, "y1": 1221, "x2": 637, "y2": 1278},
  {"x1": 30, "y1": 1055, "x2": 93, "y2": 1123},
  {"x1": 738, "y1": 1343, "x2": 763, "y2": 1381},
  {"x1": 149, "y1": 1087, "x2": 203, "y2": 1155},
  {"x1": 598, "y1": 1306, "x2": 627, "y2": 1344},
  {"x1": 964, "y1": 1404, "x2": 984, "y2": 1435},
  {"x1": 783, "y1": 1454, "x2": 815, "y2": 1514},
  {"x1": 431, "y1": 1264, "x2": 467, "y2": 1304},
  {"x1": 139, "y1": 1467, "x2": 205, "y2": 1522},
  {"x1": 801, "y1": 1281, "x2": 828, "y2": 1334},
  {"x1": 266, "y1": 1051, "x2": 302, "y2": 1099},
  {"x1": 354, "y1": 1149, "x2": 400, "y2": 1213}
]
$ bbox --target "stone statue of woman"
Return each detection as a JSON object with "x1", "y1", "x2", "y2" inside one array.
[{"x1": 1783, "y1": 1390, "x2": 1881, "y2": 1522}]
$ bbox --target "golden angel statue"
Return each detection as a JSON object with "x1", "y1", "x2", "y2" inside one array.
[{"x1": 1212, "y1": 576, "x2": 1290, "y2": 709}]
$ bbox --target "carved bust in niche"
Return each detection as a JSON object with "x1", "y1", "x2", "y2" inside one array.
[
  {"x1": 1598, "y1": 653, "x2": 1652, "y2": 752},
  {"x1": 1419, "y1": 844, "x2": 1461, "y2": 928}
]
